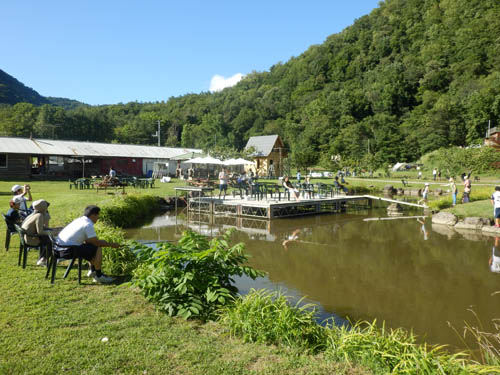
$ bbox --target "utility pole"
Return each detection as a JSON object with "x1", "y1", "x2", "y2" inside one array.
[{"x1": 152, "y1": 120, "x2": 162, "y2": 146}]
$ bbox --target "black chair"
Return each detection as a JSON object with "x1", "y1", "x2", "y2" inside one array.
[
  {"x1": 2, "y1": 213, "x2": 18, "y2": 251},
  {"x1": 14, "y1": 224, "x2": 45, "y2": 269},
  {"x1": 47, "y1": 234, "x2": 83, "y2": 284}
]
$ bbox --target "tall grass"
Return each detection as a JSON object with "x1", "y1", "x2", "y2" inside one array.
[
  {"x1": 220, "y1": 289, "x2": 483, "y2": 374},
  {"x1": 448, "y1": 295, "x2": 500, "y2": 374},
  {"x1": 219, "y1": 289, "x2": 328, "y2": 353}
]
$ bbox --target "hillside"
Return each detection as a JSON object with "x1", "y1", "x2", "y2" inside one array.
[
  {"x1": 0, "y1": 69, "x2": 49, "y2": 106},
  {"x1": 0, "y1": 69, "x2": 86, "y2": 110},
  {"x1": 1, "y1": 0, "x2": 499, "y2": 168}
]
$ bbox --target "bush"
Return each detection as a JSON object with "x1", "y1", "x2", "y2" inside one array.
[
  {"x1": 131, "y1": 230, "x2": 264, "y2": 320},
  {"x1": 425, "y1": 147, "x2": 500, "y2": 177},
  {"x1": 99, "y1": 194, "x2": 162, "y2": 228},
  {"x1": 220, "y1": 289, "x2": 328, "y2": 353}
]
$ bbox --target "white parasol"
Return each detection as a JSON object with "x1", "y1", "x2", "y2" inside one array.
[{"x1": 223, "y1": 158, "x2": 255, "y2": 166}]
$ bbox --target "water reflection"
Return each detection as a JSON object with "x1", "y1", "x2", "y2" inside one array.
[
  {"x1": 126, "y1": 208, "x2": 500, "y2": 350},
  {"x1": 490, "y1": 237, "x2": 500, "y2": 274}
]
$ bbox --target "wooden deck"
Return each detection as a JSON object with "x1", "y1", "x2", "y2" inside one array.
[
  {"x1": 175, "y1": 187, "x2": 425, "y2": 219},
  {"x1": 187, "y1": 194, "x2": 371, "y2": 218}
]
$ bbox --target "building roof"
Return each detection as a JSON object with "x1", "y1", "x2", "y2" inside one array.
[
  {"x1": 0, "y1": 137, "x2": 201, "y2": 159},
  {"x1": 170, "y1": 151, "x2": 203, "y2": 161},
  {"x1": 245, "y1": 135, "x2": 280, "y2": 157}
]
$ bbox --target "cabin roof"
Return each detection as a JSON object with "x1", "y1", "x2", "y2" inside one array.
[
  {"x1": 0, "y1": 137, "x2": 201, "y2": 159},
  {"x1": 245, "y1": 135, "x2": 281, "y2": 157}
]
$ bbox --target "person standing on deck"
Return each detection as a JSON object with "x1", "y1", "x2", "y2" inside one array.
[
  {"x1": 491, "y1": 186, "x2": 500, "y2": 227},
  {"x1": 218, "y1": 168, "x2": 228, "y2": 200}
]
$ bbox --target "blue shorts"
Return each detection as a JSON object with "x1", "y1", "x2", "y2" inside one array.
[
  {"x1": 495, "y1": 207, "x2": 500, "y2": 219},
  {"x1": 219, "y1": 184, "x2": 227, "y2": 191}
]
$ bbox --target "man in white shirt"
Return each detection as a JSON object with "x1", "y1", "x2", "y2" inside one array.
[
  {"x1": 56, "y1": 205, "x2": 120, "y2": 284},
  {"x1": 218, "y1": 168, "x2": 228, "y2": 199},
  {"x1": 491, "y1": 186, "x2": 500, "y2": 228}
]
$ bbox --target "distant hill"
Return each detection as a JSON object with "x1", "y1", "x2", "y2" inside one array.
[
  {"x1": 0, "y1": 69, "x2": 49, "y2": 106},
  {"x1": 0, "y1": 69, "x2": 86, "y2": 109},
  {"x1": 46, "y1": 96, "x2": 87, "y2": 110}
]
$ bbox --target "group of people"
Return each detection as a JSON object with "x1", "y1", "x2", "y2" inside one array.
[{"x1": 5, "y1": 183, "x2": 119, "y2": 284}]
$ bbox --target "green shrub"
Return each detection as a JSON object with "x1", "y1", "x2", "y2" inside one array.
[
  {"x1": 220, "y1": 289, "x2": 329, "y2": 353},
  {"x1": 131, "y1": 230, "x2": 264, "y2": 320},
  {"x1": 95, "y1": 222, "x2": 138, "y2": 276},
  {"x1": 428, "y1": 191, "x2": 492, "y2": 210},
  {"x1": 99, "y1": 194, "x2": 161, "y2": 228}
]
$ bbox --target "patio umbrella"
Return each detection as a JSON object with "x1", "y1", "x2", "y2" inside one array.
[
  {"x1": 223, "y1": 158, "x2": 254, "y2": 166},
  {"x1": 185, "y1": 156, "x2": 223, "y2": 165}
]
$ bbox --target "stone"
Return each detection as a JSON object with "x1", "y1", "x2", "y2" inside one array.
[
  {"x1": 482, "y1": 225, "x2": 500, "y2": 235},
  {"x1": 432, "y1": 211, "x2": 458, "y2": 226},
  {"x1": 463, "y1": 217, "x2": 490, "y2": 226}
]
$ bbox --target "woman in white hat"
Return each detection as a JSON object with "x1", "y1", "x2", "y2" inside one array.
[
  {"x1": 11, "y1": 184, "x2": 32, "y2": 218},
  {"x1": 419, "y1": 183, "x2": 430, "y2": 205}
]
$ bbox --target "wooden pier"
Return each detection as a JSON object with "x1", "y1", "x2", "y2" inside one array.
[{"x1": 175, "y1": 187, "x2": 425, "y2": 220}]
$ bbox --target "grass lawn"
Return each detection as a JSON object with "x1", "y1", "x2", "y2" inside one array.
[{"x1": 0, "y1": 179, "x2": 367, "y2": 375}]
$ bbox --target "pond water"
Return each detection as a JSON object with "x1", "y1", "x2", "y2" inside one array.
[{"x1": 125, "y1": 207, "x2": 500, "y2": 351}]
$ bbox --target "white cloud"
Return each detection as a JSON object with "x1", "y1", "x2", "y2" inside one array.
[{"x1": 209, "y1": 73, "x2": 244, "y2": 92}]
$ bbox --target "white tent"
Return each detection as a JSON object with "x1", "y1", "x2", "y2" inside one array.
[
  {"x1": 185, "y1": 156, "x2": 223, "y2": 165},
  {"x1": 223, "y1": 158, "x2": 254, "y2": 166}
]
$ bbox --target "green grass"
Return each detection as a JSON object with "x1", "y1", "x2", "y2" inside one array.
[
  {"x1": 0, "y1": 179, "x2": 368, "y2": 375},
  {"x1": 1, "y1": 179, "x2": 498, "y2": 374}
]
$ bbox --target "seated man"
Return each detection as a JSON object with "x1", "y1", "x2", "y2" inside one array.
[
  {"x1": 21, "y1": 199, "x2": 52, "y2": 266},
  {"x1": 6, "y1": 196, "x2": 24, "y2": 225},
  {"x1": 237, "y1": 172, "x2": 249, "y2": 196},
  {"x1": 11, "y1": 184, "x2": 33, "y2": 219},
  {"x1": 334, "y1": 177, "x2": 349, "y2": 194},
  {"x1": 55, "y1": 205, "x2": 120, "y2": 284}
]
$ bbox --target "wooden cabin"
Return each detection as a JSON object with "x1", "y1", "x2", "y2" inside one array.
[{"x1": 245, "y1": 135, "x2": 288, "y2": 177}]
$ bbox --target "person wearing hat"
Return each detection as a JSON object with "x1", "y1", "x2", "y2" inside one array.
[
  {"x1": 11, "y1": 184, "x2": 32, "y2": 219},
  {"x1": 419, "y1": 183, "x2": 430, "y2": 205},
  {"x1": 21, "y1": 199, "x2": 52, "y2": 266},
  {"x1": 448, "y1": 177, "x2": 458, "y2": 206},
  {"x1": 5, "y1": 195, "x2": 24, "y2": 225}
]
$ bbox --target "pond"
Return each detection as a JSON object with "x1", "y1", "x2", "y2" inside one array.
[{"x1": 125, "y1": 207, "x2": 499, "y2": 351}]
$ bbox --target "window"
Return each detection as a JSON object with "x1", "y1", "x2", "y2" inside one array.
[{"x1": 0, "y1": 154, "x2": 7, "y2": 168}]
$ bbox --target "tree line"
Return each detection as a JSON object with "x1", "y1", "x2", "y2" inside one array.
[{"x1": 1, "y1": 0, "x2": 500, "y2": 170}]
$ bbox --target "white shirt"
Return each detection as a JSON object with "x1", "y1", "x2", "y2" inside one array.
[
  {"x1": 492, "y1": 191, "x2": 500, "y2": 209},
  {"x1": 219, "y1": 171, "x2": 227, "y2": 185},
  {"x1": 57, "y1": 216, "x2": 97, "y2": 246}
]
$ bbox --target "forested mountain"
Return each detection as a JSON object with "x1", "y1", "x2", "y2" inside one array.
[
  {"x1": 0, "y1": 69, "x2": 49, "y2": 106},
  {"x1": 0, "y1": 69, "x2": 86, "y2": 110},
  {"x1": 1, "y1": 0, "x2": 499, "y2": 168}
]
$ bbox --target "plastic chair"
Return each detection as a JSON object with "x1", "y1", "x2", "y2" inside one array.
[
  {"x1": 2, "y1": 213, "x2": 18, "y2": 251},
  {"x1": 47, "y1": 235, "x2": 83, "y2": 284},
  {"x1": 14, "y1": 224, "x2": 45, "y2": 269}
]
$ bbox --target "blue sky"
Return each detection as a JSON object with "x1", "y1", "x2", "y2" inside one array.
[{"x1": 1, "y1": 0, "x2": 381, "y2": 105}]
